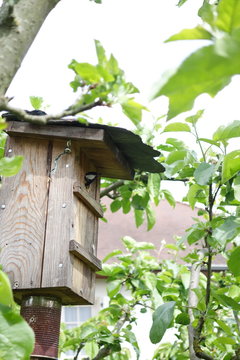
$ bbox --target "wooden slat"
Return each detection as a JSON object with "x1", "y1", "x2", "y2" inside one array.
[
  {"x1": 73, "y1": 182, "x2": 103, "y2": 218},
  {"x1": 0, "y1": 137, "x2": 50, "y2": 289},
  {"x1": 69, "y1": 240, "x2": 102, "y2": 271}
]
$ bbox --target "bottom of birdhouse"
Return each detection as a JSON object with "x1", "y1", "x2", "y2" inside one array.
[{"x1": 13, "y1": 286, "x2": 95, "y2": 306}]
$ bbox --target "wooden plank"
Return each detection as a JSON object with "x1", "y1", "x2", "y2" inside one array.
[
  {"x1": 0, "y1": 137, "x2": 50, "y2": 289},
  {"x1": 6, "y1": 122, "x2": 106, "y2": 146},
  {"x1": 69, "y1": 240, "x2": 102, "y2": 271},
  {"x1": 73, "y1": 182, "x2": 103, "y2": 218}
]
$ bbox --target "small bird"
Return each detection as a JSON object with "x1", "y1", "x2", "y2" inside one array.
[{"x1": 84, "y1": 172, "x2": 97, "y2": 188}]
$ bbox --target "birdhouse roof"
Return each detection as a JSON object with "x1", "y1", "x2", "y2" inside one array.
[{"x1": 6, "y1": 119, "x2": 164, "y2": 180}]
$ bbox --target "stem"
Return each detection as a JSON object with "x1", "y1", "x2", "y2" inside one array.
[
  {"x1": 100, "y1": 180, "x2": 125, "y2": 198},
  {"x1": 192, "y1": 124, "x2": 206, "y2": 162}
]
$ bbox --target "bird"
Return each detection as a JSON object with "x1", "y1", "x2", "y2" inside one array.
[{"x1": 84, "y1": 172, "x2": 97, "y2": 188}]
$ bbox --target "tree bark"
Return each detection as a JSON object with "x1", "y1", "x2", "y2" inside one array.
[{"x1": 0, "y1": 0, "x2": 60, "y2": 96}]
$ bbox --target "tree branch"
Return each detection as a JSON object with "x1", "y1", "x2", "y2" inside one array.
[
  {"x1": 0, "y1": 97, "x2": 104, "y2": 124},
  {"x1": 100, "y1": 180, "x2": 125, "y2": 198}
]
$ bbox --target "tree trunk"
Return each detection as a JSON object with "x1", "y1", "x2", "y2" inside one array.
[{"x1": 0, "y1": 0, "x2": 60, "y2": 96}]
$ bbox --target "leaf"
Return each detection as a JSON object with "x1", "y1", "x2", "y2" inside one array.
[
  {"x1": 187, "y1": 228, "x2": 205, "y2": 245},
  {"x1": 121, "y1": 100, "x2": 148, "y2": 126},
  {"x1": 0, "y1": 156, "x2": 23, "y2": 177},
  {"x1": 152, "y1": 45, "x2": 240, "y2": 120},
  {"x1": 165, "y1": 26, "x2": 212, "y2": 42},
  {"x1": 185, "y1": 109, "x2": 204, "y2": 124},
  {"x1": 194, "y1": 162, "x2": 215, "y2": 185},
  {"x1": 213, "y1": 120, "x2": 240, "y2": 141},
  {"x1": 69, "y1": 61, "x2": 101, "y2": 83},
  {"x1": 213, "y1": 216, "x2": 240, "y2": 245},
  {"x1": 107, "y1": 280, "x2": 122, "y2": 298},
  {"x1": 175, "y1": 313, "x2": 190, "y2": 325},
  {"x1": 213, "y1": 337, "x2": 236, "y2": 346},
  {"x1": 134, "y1": 209, "x2": 144, "y2": 228},
  {"x1": 29, "y1": 96, "x2": 44, "y2": 110},
  {"x1": 222, "y1": 150, "x2": 240, "y2": 183},
  {"x1": 122, "y1": 328, "x2": 140, "y2": 360},
  {"x1": 148, "y1": 173, "x2": 161, "y2": 205},
  {"x1": 146, "y1": 206, "x2": 156, "y2": 231},
  {"x1": 177, "y1": 0, "x2": 188, "y2": 6},
  {"x1": 163, "y1": 122, "x2": 191, "y2": 133},
  {"x1": 213, "y1": 293, "x2": 240, "y2": 311},
  {"x1": 110, "y1": 199, "x2": 122, "y2": 213},
  {"x1": 0, "y1": 305, "x2": 34, "y2": 360},
  {"x1": 198, "y1": 1, "x2": 215, "y2": 26},
  {"x1": 95, "y1": 39, "x2": 107, "y2": 66},
  {"x1": 84, "y1": 341, "x2": 99, "y2": 359},
  {"x1": 0, "y1": 271, "x2": 14, "y2": 308},
  {"x1": 228, "y1": 246, "x2": 240, "y2": 276},
  {"x1": 103, "y1": 250, "x2": 123, "y2": 263},
  {"x1": 216, "y1": 0, "x2": 240, "y2": 33},
  {"x1": 149, "y1": 301, "x2": 175, "y2": 344},
  {"x1": 162, "y1": 189, "x2": 176, "y2": 207},
  {"x1": 187, "y1": 184, "x2": 206, "y2": 209}
]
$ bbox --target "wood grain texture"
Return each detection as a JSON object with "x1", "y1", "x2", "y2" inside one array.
[
  {"x1": 73, "y1": 182, "x2": 103, "y2": 218},
  {"x1": 69, "y1": 240, "x2": 102, "y2": 271},
  {"x1": 0, "y1": 136, "x2": 50, "y2": 289}
]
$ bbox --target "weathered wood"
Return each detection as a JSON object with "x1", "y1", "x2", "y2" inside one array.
[
  {"x1": 6, "y1": 121, "x2": 134, "y2": 180},
  {"x1": 69, "y1": 240, "x2": 102, "y2": 271},
  {"x1": 0, "y1": 137, "x2": 50, "y2": 289},
  {"x1": 73, "y1": 182, "x2": 103, "y2": 218}
]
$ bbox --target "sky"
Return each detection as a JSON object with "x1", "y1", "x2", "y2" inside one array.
[{"x1": 4, "y1": 0, "x2": 240, "y2": 199}]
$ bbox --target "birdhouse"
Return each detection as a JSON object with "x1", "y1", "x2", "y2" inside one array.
[{"x1": 0, "y1": 120, "x2": 163, "y2": 306}]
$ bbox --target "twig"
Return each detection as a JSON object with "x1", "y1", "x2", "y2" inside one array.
[
  {"x1": 0, "y1": 96, "x2": 104, "y2": 124},
  {"x1": 100, "y1": 180, "x2": 125, "y2": 198}
]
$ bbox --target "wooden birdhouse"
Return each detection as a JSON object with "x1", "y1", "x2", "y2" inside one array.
[{"x1": 0, "y1": 120, "x2": 163, "y2": 306}]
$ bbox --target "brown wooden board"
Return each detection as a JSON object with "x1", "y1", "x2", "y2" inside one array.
[{"x1": 0, "y1": 137, "x2": 50, "y2": 289}]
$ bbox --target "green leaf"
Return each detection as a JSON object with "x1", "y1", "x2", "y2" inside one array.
[
  {"x1": 213, "y1": 216, "x2": 240, "y2": 245},
  {"x1": 121, "y1": 100, "x2": 148, "y2": 126},
  {"x1": 213, "y1": 120, "x2": 240, "y2": 141},
  {"x1": 134, "y1": 209, "x2": 144, "y2": 227},
  {"x1": 107, "y1": 280, "x2": 122, "y2": 298},
  {"x1": 162, "y1": 189, "x2": 176, "y2": 207},
  {"x1": 122, "y1": 328, "x2": 140, "y2": 360},
  {"x1": 83, "y1": 341, "x2": 99, "y2": 359},
  {"x1": 187, "y1": 184, "x2": 206, "y2": 209},
  {"x1": 148, "y1": 173, "x2": 161, "y2": 205},
  {"x1": 222, "y1": 150, "x2": 240, "y2": 183},
  {"x1": 166, "y1": 150, "x2": 187, "y2": 165},
  {"x1": 228, "y1": 246, "x2": 240, "y2": 276},
  {"x1": 216, "y1": 0, "x2": 240, "y2": 33},
  {"x1": 110, "y1": 199, "x2": 122, "y2": 213},
  {"x1": 29, "y1": 96, "x2": 43, "y2": 110},
  {"x1": 165, "y1": 26, "x2": 212, "y2": 42},
  {"x1": 198, "y1": 1, "x2": 215, "y2": 26},
  {"x1": 0, "y1": 305, "x2": 34, "y2": 360},
  {"x1": 103, "y1": 250, "x2": 123, "y2": 263},
  {"x1": 194, "y1": 162, "x2": 215, "y2": 185},
  {"x1": 0, "y1": 271, "x2": 14, "y2": 308},
  {"x1": 149, "y1": 301, "x2": 175, "y2": 344},
  {"x1": 213, "y1": 293, "x2": 240, "y2": 311},
  {"x1": 185, "y1": 109, "x2": 204, "y2": 124},
  {"x1": 0, "y1": 117, "x2": 7, "y2": 131},
  {"x1": 187, "y1": 228, "x2": 205, "y2": 245},
  {"x1": 177, "y1": 0, "x2": 188, "y2": 6},
  {"x1": 213, "y1": 337, "x2": 236, "y2": 346},
  {"x1": 152, "y1": 45, "x2": 240, "y2": 120},
  {"x1": 163, "y1": 122, "x2": 191, "y2": 133},
  {"x1": 166, "y1": 138, "x2": 187, "y2": 150},
  {"x1": 95, "y1": 39, "x2": 107, "y2": 66},
  {"x1": 175, "y1": 313, "x2": 190, "y2": 325},
  {"x1": 146, "y1": 206, "x2": 156, "y2": 231},
  {"x1": 69, "y1": 61, "x2": 101, "y2": 83},
  {"x1": 0, "y1": 156, "x2": 23, "y2": 177}
]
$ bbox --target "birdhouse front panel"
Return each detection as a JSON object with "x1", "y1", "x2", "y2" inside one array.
[{"x1": 0, "y1": 129, "x2": 104, "y2": 305}]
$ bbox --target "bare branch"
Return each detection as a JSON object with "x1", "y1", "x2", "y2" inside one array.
[
  {"x1": 100, "y1": 180, "x2": 125, "y2": 198},
  {"x1": 0, "y1": 96, "x2": 104, "y2": 124}
]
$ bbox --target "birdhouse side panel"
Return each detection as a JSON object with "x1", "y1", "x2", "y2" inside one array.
[{"x1": 0, "y1": 136, "x2": 51, "y2": 290}]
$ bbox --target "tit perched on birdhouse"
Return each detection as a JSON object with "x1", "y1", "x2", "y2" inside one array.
[{"x1": 85, "y1": 172, "x2": 97, "y2": 188}]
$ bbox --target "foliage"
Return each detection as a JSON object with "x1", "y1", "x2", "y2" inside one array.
[
  {"x1": 152, "y1": 0, "x2": 240, "y2": 119},
  {"x1": 0, "y1": 270, "x2": 34, "y2": 360}
]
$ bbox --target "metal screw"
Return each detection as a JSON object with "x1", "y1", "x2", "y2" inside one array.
[
  {"x1": 29, "y1": 315, "x2": 37, "y2": 324},
  {"x1": 66, "y1": 164, "x2": 69, "y2": 168},
  {"x1": 62, "y1": 203, "x2": 67, "y2": 208},
  {"x1": 8, "y1": 149, "x2": 12, "y2": 153},
  {"x1": 59, "y1": 263, "x2": 63, "y2": 268},
  {"x1": 13, "y1": 281, "x2": 19, "y2": 288},
  {"x1": 1, "y1": 204, "x2": 5, "y2": 209}
]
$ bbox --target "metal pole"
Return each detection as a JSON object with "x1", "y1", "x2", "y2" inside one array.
[{"x1": 20, "y1": 295, "x2": 62, "y2": 360}]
